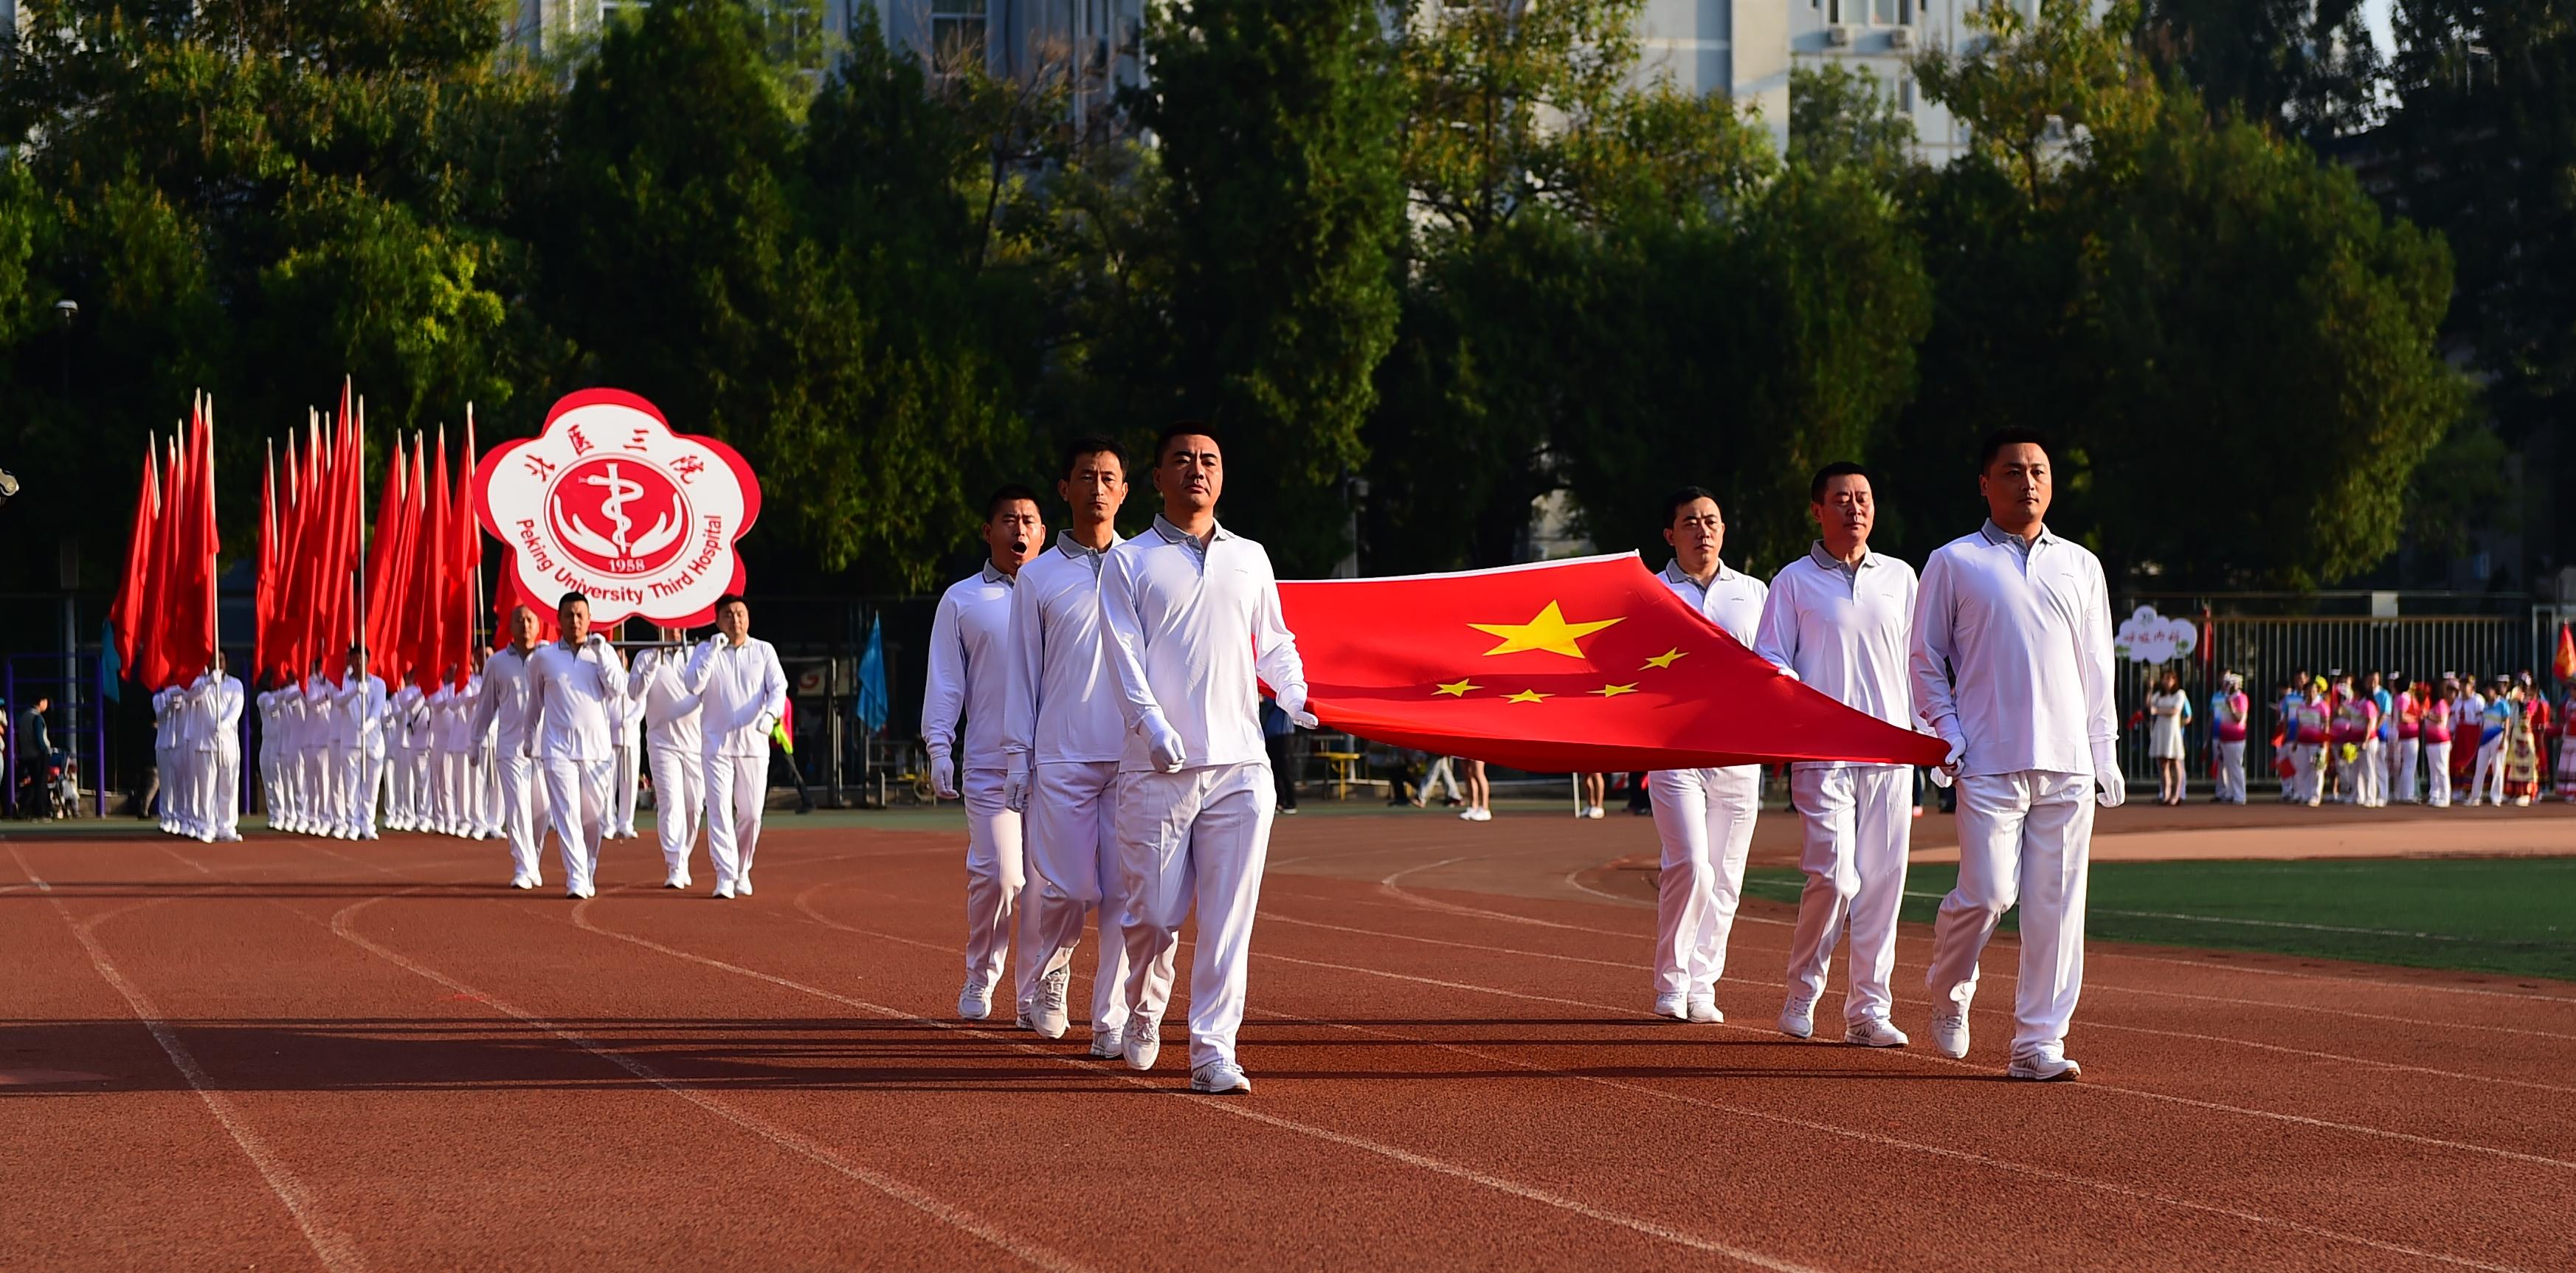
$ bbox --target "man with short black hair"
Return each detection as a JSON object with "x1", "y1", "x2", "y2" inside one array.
[
  {"x1": 1004, "y1": 436, "x2": 1135, "y2": 1051},
  {"x1": 189, "y1": 655, "x2": 245, "y2": 843},
  {"x1": 333, "y1": 646, "x2": 390, "y2": 840},
  {"x1": 474, "y1": 611, "x2": 550, "y2": 886},
  {"x1": 1100, "y1": 424, "x2": 1315, "y2": 1094},
  {"x1": 521, "y1": 593, "x2": 629, "y2": 899},
  {"x1": 686, "y1": 594, "x2": 788, "y2": 899},
  {"x1": 925, "y1": 489, "x2": 1047, "y2": 1017},
  {"x1": 1645, "y1": 486, "x2": 1768, "y2": 1024},
  {"x1": 1912, "y1": 428, "x2": 2119, "y2": 1081},
  {"x1": 631, "y1": 629, "x2": 706, "y2": 888}
]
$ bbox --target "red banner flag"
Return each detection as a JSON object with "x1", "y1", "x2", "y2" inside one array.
[
  {"x1": 1277, "y1": 554, "x2": 1948, "y2": 773},
  {"x1": 449, "y1": 411, "x2": 480, "y2": 683},
  {"x1": 363, "y1": 424, "x2": 410, "y2": 681},
  {"x1": 108, "y1": 435, "x2": 162, "y2": 680},
  {"x1": 137, "y1": 432, "x2": 188, "y2": 689},
  {"x1": 2555, "y1": 624, "x2": 2576, "y2": 685},
  {"x1": 418, "y1": 431, "x2": 452, "y2": 683},
  {"x1": 160, "y1": 399, "x2": 220, "y2": 685}
]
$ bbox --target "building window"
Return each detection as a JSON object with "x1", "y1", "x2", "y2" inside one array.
[
  {"x1": 1874, "y1": 0, "x2": 1896, "y2": 23},
  {"x1": 1899, "y1": 75, "x2": 1915, "y2": 111},
  {"x1": 930, "y1": 0, "x2": 987, "y2": 75},
  {"x1": 1899, "y1": 0, "x2": 1915, "y2": 22},
  {"x1": 1827, "y1": 0, "x2": 1840, "y2": 22}
]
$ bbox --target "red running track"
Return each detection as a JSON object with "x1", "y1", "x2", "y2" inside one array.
[{"x1": 3, "y1": 824, "x2": 2572, "y2": 1272}]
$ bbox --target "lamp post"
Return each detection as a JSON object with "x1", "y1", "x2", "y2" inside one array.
[{"x1": 52, "y1": 297, "x2": 82, "y2": 810}]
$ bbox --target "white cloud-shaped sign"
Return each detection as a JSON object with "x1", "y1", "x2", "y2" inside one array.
[{"x1": 2113, "y1": 605, "x2": 2199, "y2": 665}]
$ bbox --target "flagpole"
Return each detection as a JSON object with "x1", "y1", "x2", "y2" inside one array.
[{"x1": 206, "y1": 393, "x2": 221, "y2": 658}]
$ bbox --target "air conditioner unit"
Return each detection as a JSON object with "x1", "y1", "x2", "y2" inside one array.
[
  {"x1": 1825, "y1": 24, "x2": 1855, "y2": 47},
  {"x1": 1886, "y1": 26, "x2": 1916, "y2": 50}
]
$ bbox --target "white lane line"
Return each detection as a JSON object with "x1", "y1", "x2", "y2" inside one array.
[
  {"x1": 7, "y1": 844, "x2": 370, "y2": 1273},
  {"x1": 325, "y1": 889, "x2": 1099, "y2": 1273},
  {"x1": 773, "y1": 880, "x2": 1826, "y2": 1272},
  {"x1": 1735, "y1": 876, "x2": 2541, "y2": 945}
]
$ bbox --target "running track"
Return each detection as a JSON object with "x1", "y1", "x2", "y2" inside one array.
[{"x1": 4, "y1": 821, "x2": 2572, "y2": 1272}]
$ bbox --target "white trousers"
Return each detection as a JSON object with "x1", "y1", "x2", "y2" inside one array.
[
  {"x1": 2392, "y1": 737, "x2": 2420, "y2": 803},
  {"x1": 541, "y1": 755, "x2": 612, "y2": 892},
  {"x1": 959, "y1": 766, "x2": 1030, "y2": 999},
  {"x1": 429, "y1": 747, "x2": 463, "y2": 832},
  {"x1": 201, "y1": 745, "x2": 240, "y2": 838},
  {"x1": 2356, "y1": 738, "x2": 2384, "y2": 807},
  {"x1": 610, "y1": 742, "x2": 640, "y2": 838},
  {"x1": 2472, "y1": 738, "x2": 2505, "y2": 804},
  {"x1": 334, "y1": 743, "x2": 384, "y2": 834},
  {"x1": 497, "y1": 753, "x2": 547, "y2": 882},
  {"x1": 382, "y1": 743, "x2": 410, "y2": 827},
  {"x1": 703, "y1": 748, "x2": 769, "y2": 889},
  {"x1": 156, "y1": 743, "x2": 183, "y2": 831},
  {"x1": 258, "y1": 745, "x2": 283, "y2": 826},
  {"x1": 2423, "y1": 741, "x2": 2451, "y2": 807},
  {"x1": 1784, "y1": 765, "x2": 1910, "y2": 1025},
  {"x1": 649, "y1": 744, "x2": 706, "y2": 878},
  {"x1": 1648, "y1": 765, "x2": 1761, "y2": 1000},
  {"x1": 2289, "y1": 744, "x2": 2321, "y2": 806},
  {"x1": 477, "y1": 745, "x2": 503, "y2": 835},
  {"x1": 2214, "y1": 739, "x2": 2247, "y2": 804},
  {"x1": 300, "y1": 748, "x2": 336, "y2": 831},
  {"x1": 1021, "y1": 760, "x2": 1130, "y2": 1035},
  {"x1": 1116, "y1": 762, "x2": 1275, "y2": 1071},
  {"x1": 1929, "y1": 770, "x2": 2093, "y2": 1057}
]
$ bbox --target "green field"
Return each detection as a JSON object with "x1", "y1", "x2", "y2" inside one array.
[{"x1": 1744, "y1": 858, "x2": 2576, "y2": 982}]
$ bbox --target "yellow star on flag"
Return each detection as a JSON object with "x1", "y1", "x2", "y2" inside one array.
[
  {"x1": 1468, "y1": 601, "x2": 1624, "y2": 659},
  {"x1": 1504, "y1": 689, "x2": 1552, "y2": 704},
  {"x1": 1432, "y1": 679, "x2": 1479, "y2": 697},
  {"x1": 1591, "y1": 683, "x2": 1637, "y2": 698},
  {"x1": 1641, "y1": 647, "x2": 1688, "y2": 670}
]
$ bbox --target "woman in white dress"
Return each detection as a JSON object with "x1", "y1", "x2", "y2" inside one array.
[{"x1": 2147, "y1": 669, "x2": 2193, "y2": 806}]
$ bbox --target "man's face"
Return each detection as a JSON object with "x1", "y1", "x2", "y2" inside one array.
[
  {"x1": 716, "y1": 601, "x2": 750, "y2": 644},
  {"x1": 1978, "y1": 443, "x2": 2053, "y2": 526},
  {"x1": 984, "y1": 500, "x2": 1044, "y2": 571},
  {"x1": 559, "y1": 598, "x2": 591, "y2": 646},
  {"x1": 1060, "y1": 452, "x2": 1128, "y2": 526},
  {"x1": 510, "y1": 608, "x2": 539, "y2": 644},
  {"x1": 1664, "y1": 497, "x2": 1724, "y2": 565},
  {"x1": 1812, "y1": 474, "x2": 1874, "y2": 547},
  {"x1": 1156, "y1": 435, "x2": 1223, "y2": 514},
  {"x1": 2364, "y1": 672, "x2": 2381, "y2": 692}
]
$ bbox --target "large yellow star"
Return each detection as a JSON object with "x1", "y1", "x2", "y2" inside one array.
[
  {"x1": 1641, "y1": 647, "x2": 1687, "y2": 670},
  {"x1": 1468, "y1": 601, "x2": 1624, "y2": 660},
  {"x1": 1504, "y1": 689, "x2": 1552, "y2": 704},
  {"x1": 1591, "y1": 683, "x2": 1637, "y2": 698},
  {"x1": 1432, "y1": 679, "x2": 1479, "y2": 697}
]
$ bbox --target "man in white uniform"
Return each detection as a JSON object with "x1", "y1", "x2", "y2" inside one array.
[
  {"x1": 385, "y1": 676, "x2": 425, "y2": 832},
  {"x1": 924, "y1": 489, "x2": 1046, "y2": 1017},
  {"x1": 1003, "y1": 437, "x2": 1134, "y2": 1053},
  {"x1": 190, "y1": 655, "x2": 245, "y2": 843},
  {"x1": 301, "y1": 661, "x2": 339, "y2": 837},
  {"x1": 333, "y1": 649, "x2": 390, "y2": 840},
  {"x1": 153, "y1": 681, "x2": 192, "y2": 837},
  {"x1": 522, "y1": 593, "x2": 629, "y2": 899},
  {"x1": 473, "y1": 611, "x2": 551, "y2": 887},
  {"x1": 630, "y1": 629, "x2": 707, "y2": 889},
  {"x1": 472, "y1": 646, "x2": 504, "y2": 838},
  {"x1": 1100, "y1": 424, "x2": 1315, "y2": 1094},
  {"x1": 1646, "y1": 486, "x2": 1769, "y2": 1024},
  {"x1": 686, "y1": 596, "x2": 790, "y2": 900},
  {"x1": 1911, "y1": 428, "x2": 2121, "y2": 1082},
  {"x1": 607, "y1": 619, "x2": 644, "y2": 841},
  {"x1": 256, "y1": 687, "x2": 286, "y2": 829},
  {"x1": 427, "y1": 668, "x2": 466, "y2": 836},
  {"x1": 1753, "y1": 463, "x2": 1917, "y2": 1048}
]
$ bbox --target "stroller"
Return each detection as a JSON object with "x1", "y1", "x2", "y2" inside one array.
[{"x1": 15, "y1": 749, "x2": 80, "y2": 819}]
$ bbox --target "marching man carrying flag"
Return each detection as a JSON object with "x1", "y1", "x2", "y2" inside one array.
[
  {"x1": 1911, "y1": 428, "x2": 2120, "y2": 1081},
  {"x1": 683, "y1": 595, "x2": 788, "y2": 900},
  {"x1": 1099, "y1": 424, "x2": 1315, "y2": 1094}
]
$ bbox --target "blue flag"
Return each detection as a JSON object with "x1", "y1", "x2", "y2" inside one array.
[
  {"x1": 855, "y1": 613, "x2": 889, "y2": 734},
  {"x1": 99, "y1": 619, "x2": 122, "y2": 703}
]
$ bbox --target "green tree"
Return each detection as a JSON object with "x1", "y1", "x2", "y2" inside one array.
[
  {"x1": 2138, "y1": 0, "x2": 2383, "y2": 142},
  {"x1": 1789, "y1": 62, "x2": 1921, "y2": 184}
]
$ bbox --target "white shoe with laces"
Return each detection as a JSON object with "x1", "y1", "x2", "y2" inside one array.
[
  {"x1": 1586, "y1": 805, "x2": 1605, "y2": 820},
  {"x1": 1930, "y1": 1007, "x2": 1970, "y2": 1059},
  {"x1": 1777, "y1": 1001, "x2": 1814, "y2": 1039},
  {"x1": 1033, "y1": 965, "x2": 1072, "y2": 1040},
  {"x1": 1189, "y1": 1060, "x2": 1253, "y2": 1094},
  {"x1": 1844, "y1": 1017, "x2": 1910, "y2": 1049},
  {"x1": 1089, "y1": 1024, "x2": 1125, "y2": 1060},
  {"x1": 1125, "y1": 1016, "x2": 1163, "y2": 1072},
  {"x1": 1651, "y1": 993, "x2": 1690, "y2": 1021},
  {"x1": 1686, "y1": 996, "x2": 1723, "y2": 1024},
  {"x1": 2006, "y1": 1049, "x2": 2082, "y2": 1082},
  {"x1": 957, "y1": 984, "x2": 992, "y2": 1021}
]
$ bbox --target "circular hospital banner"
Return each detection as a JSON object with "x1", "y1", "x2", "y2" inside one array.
[{"x1": 474, "y1": 389, "x2": 762, "y2": 627}]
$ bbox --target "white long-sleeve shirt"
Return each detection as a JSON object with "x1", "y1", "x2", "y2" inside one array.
[
  {"x1": 685, "y1": 635, "x2": 787, "y2": 759},
  {"x1": 391, "y1": 684, "x2": 427, "y2": 750},
  {"x1": 1101, "y1": 514, "x2": 1309, "y2": 774},
  {"x1": 1910, "y1": 520, "x2": 2117, "y2": 779},
  {"x1": 153, "y1": 687, "x2": 185, "y2": 749},
  {"x1": 429, "y1": 683, "x2": 465, "y2": 753},
  {"x1": 472, "y1": 646, "x2": 541, "y2": 757},
  {"x1": 285, "y1": 683, "x2": 318, "y2": 753},
  {"x1": 1003, "y1": 532, "x2": 1129, "y2": 767},
  {"x1": 1755, "y1": 543, "x2": 1919, "y2": 771},
  {"x1": 190, "y1": 675, "x2": 244, "y2": 752},
  {"x1": 629, "y1": 646, "x2": 707, "y2": 755},
  {"x1": 328, "y1": 675, "x2": 388, "y2": 751},
  {"x1": 1658, "y1": 558, "x2": 1767, "y2": 646},
  {"x1": 522, "y1": 638, "x2": 628, "y2": 762},
  {"x1": 922, "y1": 563, "x2": 1018, "y2": 767}
]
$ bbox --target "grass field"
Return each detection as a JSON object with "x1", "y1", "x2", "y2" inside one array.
[{"x1": 1745, "y1": 857, "x2": 2576, "y2": 982}]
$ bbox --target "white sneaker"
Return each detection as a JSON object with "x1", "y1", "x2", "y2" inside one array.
[
  {"x1": 663, "y1": 874, "x2": 689, "y2": 890},
  {"x1": 1777, "y1": 1001, "x2": 1814, "y2": 1039},
  {"x1": 1033, "y1": 965, "x2": 1072, "y2": 1040},
  {"x1": 1015, "y1": 1003, "x2": 1037, "y2": 1032},
  {"x1": 565, "y1": 885, "x2": 595, "y2": 900},
  {"x1": 1686, "y1": 996, "x2": 1723, "y2": 1024},
  {"x1": 508, "y1": 875, "x2": 536, "y2": 891},
  {"x1": 735, "y1": 877, "x2": 753, "y2": 897},
  {"x1": 1460, "y1": 808, "x2": 1479, "y2": 822},
  {"x1": 1473, "y1": 807, "x2": 1493, "y2": 822},
  {"x1": 713, "y1": 880, "x2": 736, "y2": 900},
  {"x1": 1930, "y1": 1008, "x2": 1970, "y2": 1059},
  {"x1": 1190, "y1": 1060, "x2": 1253, "y2": 1094},
  {"x1": 958, "y1": 985, "x2": 993, "y2": 1021},
  {"x1": 2006, "y1": 1050, "x2": 2082, "y2": 1082},
  {"x1": 1089, "y1": 1025, "x2": 1125, "y2": 1060},
  {"x1": 1651, "y1": 993, "x2": 1690, "y2": 1021},
  {"x1": 1125, "y1": 1016, "x2": 1162, "y2": 1071},
  {"x1": 1586, "y1": 805, "x2": 1605, "y2": 820},
  {"x1": 1845, "y1": 1017, "x2": 1910, "y2": 1049}
]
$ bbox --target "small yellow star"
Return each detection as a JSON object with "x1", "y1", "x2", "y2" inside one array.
[
  {"x1": 1504, "y1": 689, "x2": 1552, "y2": 704},
  {"x1": 1468, "y1": 600, "x2": 1625, "y2": 660},
  {"x1": 1432, "y1": 679, "x2": 1479, "y2": 697},
  {"x1": 1641, "y1": 648, "x2": 1688, "y2": 670},
  {"x1": 1591, "y1": 683, "x2": 1637, "y2": 698}
]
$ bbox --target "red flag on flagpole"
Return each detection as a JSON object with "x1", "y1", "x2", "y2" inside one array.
[
  {"x1": 363, "y1": 424, "x2": 409, "y2": 682},
  {"x1": 109, "y1": 435, "x2": 162, "y2": 681},
  {"x1": 450, "y1": 412, "x2": 482, "y2": 683},
  {"x1": 418, "y1": 430, "x2": 451, "y2": 683},
  {"x1": 1276, "y1": 554, "x2": 1948, "y2": 772},
  {"x1": 255, "y1": 441, "x2": 278, "y2": 684},
  {"x1": 2554, "y1": 624, "x2": 2575, "y2": 685},
  {"x1": 160, "y1": 399, "x2": 219, "y2": 684},
  {"x1": 139, "y1": 431, "x2": 188, "y2": 689}
]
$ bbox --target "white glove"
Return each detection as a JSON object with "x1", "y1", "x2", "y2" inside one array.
[
  {"x1": 928, "y1": 746, "x2": 959, "y2": 800},
  {"x1": 1274, "y1": 687, "x2": 1320, "y2": 731},
  {"x1": 755, "y1": 711, "x2": 778, "y2": 737},
  {"x1": 1002, "y1": 755, "x2": 1030, "y2": 813},
  {"x1": 2092, "y1": 739, "x2": 2127, "y2": 808},
  {"x1": 1143, "y1": 714, "x2": 1187, "y2": 773}
]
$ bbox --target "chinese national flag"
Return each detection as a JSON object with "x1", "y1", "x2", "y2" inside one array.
[{"x1": 1277, "y1": 553, "x2": 1947, "y2": 773}]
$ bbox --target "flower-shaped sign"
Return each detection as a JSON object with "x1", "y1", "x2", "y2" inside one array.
[
  {"x1": 2113, "y1": 604, "x2": 2199, "y2": 665},
  {"x1": 474, "y1": 389, "x2": 762, "y2": 627}
]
